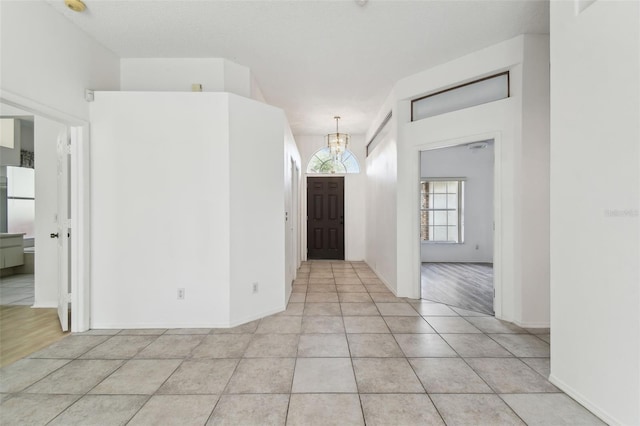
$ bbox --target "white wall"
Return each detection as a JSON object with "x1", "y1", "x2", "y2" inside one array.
[
  {"x1": 297, "y1": 134, "x2": 366, "y2": 261},
  {"x1": 33, "y1": 116, "x2": 66, "y2": 308},
  {"x1": 420, "y1": 142, "x2": 494, "y2": 263},
  {"x1": 365, "y1": 120, "x2": 398, "y2": 292},
  {"x1": 0, "y1": 1, "x2": 119, "y2": 120},
  {"x1": 90, "y1": 92, "x2": 232, "y2": 328},
  {"x1": 90, "y1": 91, "x2": 293, "y2": 328},
  {"x1": 284, "y1": 123, "x2": 302, "y2": 300},
  {"x1": 549, "y1": 1, "x2": 639, "y2": 424},
  {"x1": 367, "y1": 34, "x2": 550, "y2": 327},
  {"x1": 121, "y1": 58, "x2": 262, "y2": 101},
  {"x1": 228, "y1": 94, "x2": 288, "y2": 325}
]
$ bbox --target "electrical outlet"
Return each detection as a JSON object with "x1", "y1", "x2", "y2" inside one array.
[
  {"x1": 252, "y1": 282, "x2": 259, "y2": 294},
  {"x1": 177, "y1": 288, "x2": 185, "y2": 300}
]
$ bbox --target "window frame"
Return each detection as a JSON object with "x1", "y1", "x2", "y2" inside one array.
[
  {"x1": 306, "y1": 147, "x2": 360, "y2": 175},
  {"x1": 420, "y1": 178, "x2": 465, "y2": 244}
]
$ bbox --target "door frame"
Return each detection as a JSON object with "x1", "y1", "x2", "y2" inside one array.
[
  {"x1": 1, "y1": 90, "x2": 91, "y2": 332},
  {"x1": 304, "y1": 175, "x2": 346, "y2": 260},
  {"x1": 418, "y1": 139, "x2": 497, "y2": 314},
  {"x1": 413, "y1": 132, "x2": 503, "y2": 319}
]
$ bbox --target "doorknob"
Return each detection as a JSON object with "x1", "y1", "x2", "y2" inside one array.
[{"x1": 50, "y1": 233, "x2": 59, "y2": 238}]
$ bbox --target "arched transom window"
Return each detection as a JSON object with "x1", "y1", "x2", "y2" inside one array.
[{"x1": 306, "y1": 147, "x2": 360, "y2": 174}]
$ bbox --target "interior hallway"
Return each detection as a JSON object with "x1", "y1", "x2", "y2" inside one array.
[{"x1": 0, "y1": 261, "x2": 602, "y2": 425}]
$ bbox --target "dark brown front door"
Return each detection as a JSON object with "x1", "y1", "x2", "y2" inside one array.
[{"x1": 307, "y1": 177, "x2": 345, "y2": 260}]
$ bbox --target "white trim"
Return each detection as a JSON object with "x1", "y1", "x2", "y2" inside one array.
[
  {"x1": 0, "y1": 89, "x2": 91, "y2": 332},
  {"x1": 549, "y1": 374, "x2": 620, "y2": 426},
  {"x1": 413, "y1": 132, "x2": 502, "y2": 318}
]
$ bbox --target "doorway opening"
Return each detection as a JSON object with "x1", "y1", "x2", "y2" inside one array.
[
  {"x1": 307, "y1": 176, "x2": 345, "y2": 260},
  {"x1": 0, "y1": 102, "x2": 75, "y2": 364},
  {"x1": 420, "y1": 140, "x2": 495, "y2": 315}
]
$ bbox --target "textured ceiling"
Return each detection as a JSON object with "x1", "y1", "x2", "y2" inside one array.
[{"x1": 45, "y1": 0, "x2": 549, "y2": 135}]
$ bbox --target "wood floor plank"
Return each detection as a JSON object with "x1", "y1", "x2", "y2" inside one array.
[
  {"x1": 0, "y1": 305, "x2": 69, "y2": 367},
  {"x1": 421, "y1": 262, "x2": 494, "y2": 315}
]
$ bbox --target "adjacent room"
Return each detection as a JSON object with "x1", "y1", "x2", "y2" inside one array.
[{"x1": 420, "y1": 141, "x2": 495, "y2": 315}]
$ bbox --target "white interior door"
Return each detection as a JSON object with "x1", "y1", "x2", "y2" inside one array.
[{"x1": 56, "y1": 129, "x2": 70, "y2": 331}]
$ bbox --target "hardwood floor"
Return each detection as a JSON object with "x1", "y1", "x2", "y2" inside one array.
[
  {"x1": 421, "y1": 262, "x2": 494, "y2": 315},
  {"x1": 0, "y1": 305, "x2": 68, "y2": 367}
]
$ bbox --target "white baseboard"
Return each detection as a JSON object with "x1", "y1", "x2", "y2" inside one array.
[
  {"x1": 91, "y1": 305, "x2": 287, "y2": 330},
  {"x1": 31, "y1": 302, "x2": 57, "y2": 308},
  {"x1": 549, "y1": 374, "x2": 622, "y2": 426},
  {"x1": 513, "y1": 320, "x2": 551, "y2": 329},
  {"x1": 364, "y1": 261, "x2": 397, "y2": 296}
]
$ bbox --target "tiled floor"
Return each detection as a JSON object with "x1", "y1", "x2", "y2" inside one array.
[
  {"x1": 0, "y1": 273, "x2": 35, "y2": 306},
  {"x1": 0, "y1": 261, "x2": 604, "y2": 425}
]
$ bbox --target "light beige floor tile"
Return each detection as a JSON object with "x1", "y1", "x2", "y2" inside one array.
[
  {"x1": 89, "y1": 359, "x2": 181, "y2": 394},
  {"x1": 277, "y1": 303, "x2": 304, "y2": 316},
  {"x1": 441, "y1": 333, "x2": 513, "y2": 357},
  {"x1": 426, "y1": 317, "x2": 482, "y2": 333},
  {"x1": 538, "y1": 334, "x2": 551, "y2": 344},
  {"x1": 376, "y1": 302, "x2": 419, "y2": 316},
  {"x1": 334, "y1": 278, "x2": 362, "y2": 285},
  {"x1": 307, "y1": 278, "x2": 335, "y2": 285},
  {"x1": 288, "y1": 293, "x2": 306, "y2": 303},
  {"x1": 337, "y1": 284, "x2": 368, "y2": 293},
  {"x1": 191, "y1": 334, "x2": 252, "y2": 358},
  {"x1": 157, "y1": 359, "x2": 238, "y2": 394},
  {"x1": 255, "y1": 316, "x2": 302, "y2": 334},
  {"x1": 490, "y1": 334, "x2": 550, "y2": 357},
  {"x1": 129, "y1": 395, "x2": 219, "y2": 426},
  {"x1": 225, "y1": 358, "x2": 295, "y2": 394},
  {"x1": 287, "y1": 394, "x2": 364, "y2": 426},
  {"x1": 451, "y1": 306, "x2": 491, "y2": 317},
  {"x1": 525, "y1": 327, "x2": 551, "y2": 335},
  {"x1": 305, "y1": 293, "x2": 339, "y2": 303},
  {"x1": 244, "y1": 334, "x2": 299, "y2": 357},
  {"x1": 364, "y1": 284, "x2": 392, "y2": 292},
  {"x1": 81, "y1": 335, "x2": 156, "y2": 359},
  {"x1": 164, "y1": 328, "x2": 213, "y2": 335},
  {"x1": 369, "y1": 293, "x2": 401, "y2": 302},
  {"x1": 24, "y1": 359, "x2": 123, "y2": 394},
  {"x1": 304, "y1": 303, "x2": 341, "y2": 316},
  {"x1": 0, "y1": 358, "x2": 70, "y2": 393},
  {"x1": 213, "y1": 320, "x2": 259, "y2": 334},
  {"x1": 343, "y1": 316, "x2": 390, "y2": 333},
  {"x1": 394, "y1": 334, "x2": 457, "y2": 357},
  {"x1": 466, "y1": 358, "x2": 559, "y2": 393},
  {"x1": 409, "y1": 358, "x2": 492, "y2": 393},
  {"x1": 383, "y1": 317, "x2": 436, "y2": 334},
  {"x1": 501, "y1": 394, "x2": 606, "y2": 425},
  {"x1": 340, "y1": 303, "x2": 379, "y2": 316},
  {"x1": 118, "y1": 329, "x2": 167, "y2": 336},
  {"x1": 339, "y1": 293, "x2": 373, "y2": 303},
  {"x1": 0, "y1": 394, "x2": 80, "y2": 425},
  {"x1": 28, "y1": 335, "x2": 109, "y2": 359},
  {"x1": 292, "y1": 358, "x2": 357, "y2": 393},
  {"x1": 48, "y1": 395, "x2": 147, "y2": 426},
  {"x1": 207, "y1": 394, "x2": 289, "y2": 426},
  {"x1": 521, "y1": 357, "x2": 550, "y2": 378},
  {"x1": 347, "y1": 334, "x2": 404, "y2": 357},
  {"x1": 301, "y1": 316, "x2": 345, "y2": 334},
  {"x1": 352, "y1": 358, "x2": 424, "y2": 393},
  {"x1": 360, "y1": 393, "x2": 445, "y2": 426},
  {"x1": 136, "y1": 335, "x2": 204, "y2": 358},
  {"x1": 412, "y1": 303, "x2": 459, "y2": 316},
  {"x1": 465, "y1": 317, "x2": 526, "y2": 333},
  {"x1": 292, "y1": 285, "x2": 307, "y2": 293},
  {"x1": 307, "y1": 285, "x2": 337, "y2": 293},
  {"x1": 431, "y1": 394, "x2": 524, "y2": 426},
  {"x1": 298, "y1": 334, "x2": 350, "y2": 357}
]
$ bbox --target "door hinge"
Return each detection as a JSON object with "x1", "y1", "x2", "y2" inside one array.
[{"x1": 65, "y1": 143, "x2": 72, "y2": 155}]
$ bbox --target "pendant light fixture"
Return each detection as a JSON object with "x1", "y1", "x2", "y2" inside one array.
[{"x1": 326, "y1": 116, "x2": 350, "y2": 163}]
